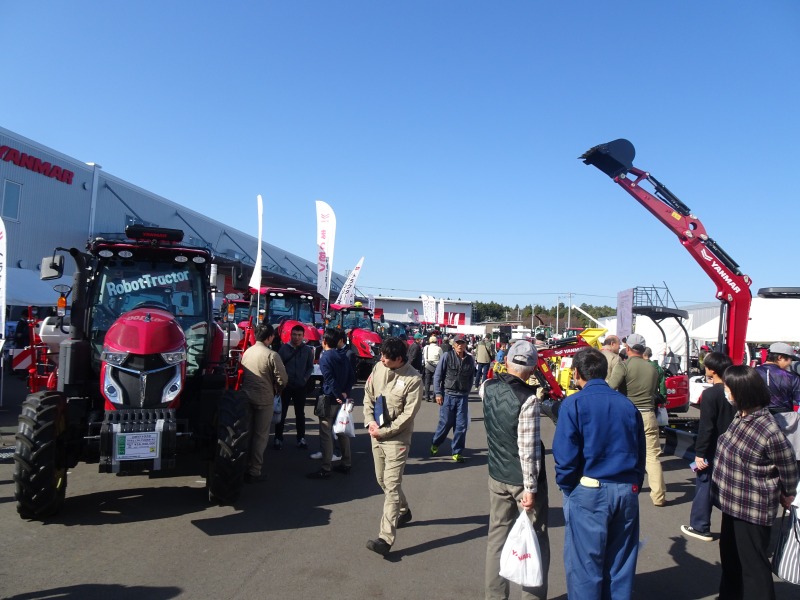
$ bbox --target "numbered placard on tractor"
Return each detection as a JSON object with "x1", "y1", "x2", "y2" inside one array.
[{"x1": 114, "y1": 432, "x2": 161, "y2": 461}]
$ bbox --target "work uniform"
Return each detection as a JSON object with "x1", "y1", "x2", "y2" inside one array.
[
  {"x1": 363, "y1": 360, "x2": 422, "y2": 547},
  {"x1": 240, "y1": 340, "x2": 288, "y2": 477}
]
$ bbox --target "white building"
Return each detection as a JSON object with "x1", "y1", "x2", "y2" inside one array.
[{"x1": 0, "y1": 126, "x2": 347, "y2": 310}]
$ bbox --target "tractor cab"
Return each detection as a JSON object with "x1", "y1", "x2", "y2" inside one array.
[{"x1": 326, "y1": 303, "x2": 383, "y2": 378}]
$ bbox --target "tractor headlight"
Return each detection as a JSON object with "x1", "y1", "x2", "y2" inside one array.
[
  {"x1": 102, "y1": 364, "x2": 123, "y2": 404},
  {"x1": 161, "y1": 350, "x2": 187, "y2": 365},
  {"x1": 161, "y1": 369, "x2": 183, "y2": 404},
  {"x1": 102, "y1": 350, "x2": 129, "y2": 366}
]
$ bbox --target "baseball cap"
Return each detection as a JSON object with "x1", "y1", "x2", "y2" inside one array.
[
  {"x1": 453, "y1": 334, "x2": 467, "y2": 343},
  {"x1": 429, "y1": 335, "x2": 438, "y2": 343},
  {"x1": 626, "y1": 333, "x2": 646, "y2": 351},
  {"x1": 507, "y1": 340, "x2": 538, "y2": 367},
  {"x1": 769, "y1": 342, "x2": 800, "y2": 360},
  {"x1": 414, "y1": 333, "x2": 423, "y2": 340}
]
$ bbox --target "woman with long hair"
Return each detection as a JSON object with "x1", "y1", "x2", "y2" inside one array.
[{"x1": 711, "y1": 365, "x2": 798, "y2": 599}]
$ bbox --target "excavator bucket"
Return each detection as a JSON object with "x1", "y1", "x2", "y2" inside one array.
[{"x1": 580, "y1": 139, "x2": 635, "y2": 178}]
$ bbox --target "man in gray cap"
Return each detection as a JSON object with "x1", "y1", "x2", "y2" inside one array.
[
  {"x1": 481, "y1": 340, "x2": 550, "y2": 600},
  {"x1": 755, "y1": 342, "x2": 800, "y2": 414},
  {"x1": 608, "y1": 332, "x2": 666, "y2": 506},
  {"x1": 431, "y1": 333, "x2": 476, "y2": 463}
]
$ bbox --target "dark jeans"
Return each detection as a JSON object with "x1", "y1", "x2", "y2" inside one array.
[
  {"x1": 474, "y1": 362, "x2": 490, "y2": 386},
  {"x1": 423, "y1": 368, "x2": 435, "y2": 399},
  {"x1": 689, "y1": 466, "x2": 713, "y2": 533},
  {"x1": 719, "y1": 513, "x2": 774, "y2": 600},
  {"x1": 275, "y1": 385, "x2": 307, "y2": 441},
  {"x1": 431, "y1": 393, "x2": 469, "y2": 455}
]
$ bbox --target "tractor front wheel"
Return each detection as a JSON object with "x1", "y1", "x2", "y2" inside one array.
[
  {"x1": 207, "y1": 390, "x2": 249, "y2": 505},
  {"x1": 13, "y1": 391, "x2": 68, "y2": 520}
]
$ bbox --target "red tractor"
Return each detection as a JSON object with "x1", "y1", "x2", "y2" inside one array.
[
  {"x1": 326, "y1": 302, "x2": 383, "y2": 378},
  {"x1": 13, "y1": 226, "x2": 249, "y2": 520}
]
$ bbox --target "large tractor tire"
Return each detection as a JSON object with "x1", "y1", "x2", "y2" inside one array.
[
  {"x1": 13, "y1": 391, "x2": 68, "y2": 520},
  {"x1": 207, "y1": 389, "x2": 249, "y2": 505}
]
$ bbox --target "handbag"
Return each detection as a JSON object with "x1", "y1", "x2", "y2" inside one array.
[
  {"x1": 332, "y1": 401, "x2": 356, "y2": 438},
  {"x1": 314, "y1": 394, "x2": 332, "y2": 418},
  {"x1": 772, "y1": 506, "x2": 800, "y2": 585},
  {"x1": 499, "y1": 510, "x2": 543, "y2": 587},
  {"x1": 272, "y1": 395, "x2": 282, "y2": 424},
  {"x1": 656, "y1": 405, "x2": 669, "y2": 427}
]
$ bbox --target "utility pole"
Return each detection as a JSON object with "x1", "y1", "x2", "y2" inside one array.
[{"x1": 566, "y1": 292, "x2": 573, "y2": 332}]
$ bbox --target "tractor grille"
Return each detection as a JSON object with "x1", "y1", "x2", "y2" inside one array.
[{"x1": 111, "y1": 355, "x2": 179, "y2": 408}]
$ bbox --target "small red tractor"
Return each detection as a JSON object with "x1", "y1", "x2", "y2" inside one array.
[
  {"x1": 326, "y1": 302, "x2": 383, "y2": 378},
  {"x1": 224, "y1": 286, "x2": 323, "y2": 391},
  {"x1": 13, "y1": 226, "x2": 249, "y2": 520}
]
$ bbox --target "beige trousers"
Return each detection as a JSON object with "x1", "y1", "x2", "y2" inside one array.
[
  {"x1": 247, "y1": 402, "x2": 274, "y2": 477},
  {"x1": 642, "y1": 410, "x2": 666, "y2": 505},
  {"x1": 371, "y1": 437, "x2": 411, "y2": 546}
]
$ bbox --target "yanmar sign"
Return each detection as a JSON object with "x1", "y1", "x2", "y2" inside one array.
[{"x1": 0, "y1": 145, "x2": 74, "y2": 185}]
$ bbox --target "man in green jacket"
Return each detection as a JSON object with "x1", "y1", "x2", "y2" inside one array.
[
  {"x1": 608, "y1": 333, "x2": 666, "y2": 507},
  {"x1": 474, "y1": 334, "x2": 496, "y2": 389}
]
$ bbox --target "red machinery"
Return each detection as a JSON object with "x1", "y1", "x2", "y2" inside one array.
[
  {"x1": 13, "y1": 226, "x2": 248, "y2": 520},
  {"x1": 581, "y1": 139, "x2": 753, "y2": 368},
  {"x1": 326, "y1": 302, "x2": 382, "y2": 378}
]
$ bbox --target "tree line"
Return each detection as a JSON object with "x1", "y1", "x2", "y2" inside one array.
[{"x1": 472, "y1": 301, "x2": 616, "y2": 332}]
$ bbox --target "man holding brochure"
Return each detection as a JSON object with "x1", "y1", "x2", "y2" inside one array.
[{"x1": 363, "y1": 337, "x2": 423, "y2": 556}]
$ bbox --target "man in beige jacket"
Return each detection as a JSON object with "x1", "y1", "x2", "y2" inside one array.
[
  {"x1": 240, "y1": 324, "x2": 288, "y2": 483},
  {"x1": 363, "y1": 337, "x2": 423, "y2": 556},
  {"x1": 600, "y1": 335, "x2": 621, "y2": 382}
]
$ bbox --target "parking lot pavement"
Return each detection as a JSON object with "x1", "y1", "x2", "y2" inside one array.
[{"x1": 0, "y1": 382, "x2": 797, "y2": 599}]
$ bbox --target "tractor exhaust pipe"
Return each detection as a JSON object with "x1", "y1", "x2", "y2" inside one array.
[{"x1": 580, "y1": 139, "x2": 636, "y2": 178}]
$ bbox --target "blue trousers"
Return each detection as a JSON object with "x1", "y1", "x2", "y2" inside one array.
[
  {"x1": 474, "y1": 362, "x2": 490, "y2": 386},
  {"x1": 431, "y1": 393, "x2": 468, "y2": 455},
  {"x1": 563, "y1": 482, "x2": 640, "y2": 600},
  {"x1": 689, "y1": 467, "x2": 713, "y2": 533}
]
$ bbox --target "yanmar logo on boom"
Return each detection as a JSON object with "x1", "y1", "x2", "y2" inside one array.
[{"x1": 700, "y1": 248, "x2": 741, "y2": 294}]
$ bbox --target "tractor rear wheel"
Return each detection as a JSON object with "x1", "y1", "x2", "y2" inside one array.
[
  {"x1": 13, "y1": 391, "x2": 68, "y2": 520},
  {"x1": 208, "y1": 390, "x2": 249, "y2": 504}
]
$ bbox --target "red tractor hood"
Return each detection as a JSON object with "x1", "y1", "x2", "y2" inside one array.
[{"x1": 104, "y1": 308, "x2": 186, "y2": 354}]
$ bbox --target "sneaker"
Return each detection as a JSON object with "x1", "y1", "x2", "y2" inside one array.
[
  {"x1": 273, "y1": 439, "x2": 283, "y2": 450},
  {"x1": 681, "y1": 525, "x2": 713, "y2": 542},
  {"x1": 306, "y1": 468, "x2": 330, "y2": 480},
  {"x1": 332, "y1": 453, "x2": 342, "y2": 462},
  {"x1": 397, "y1": 509, "x2": 413, "y2": 528},
  {"x1": 430, "y1": 445, "x2": 439, "y2": 457},
  {"x1": 366, "y1": 538, "x2": 391, "y2": 556},
  {"x1": 244, "y1": 472, "x2": 268, "y2": 484},
  {"x1": 309, "y1": 451, "x2": 322, "y2": 460},
  {"x1": 333, "y1": 464, "x2": 351, "y2": 474},
  {"x1": 297, "y1": 437, "x2": 308, "y2": 449},
  {"x1": 453, "y1": 454, "x2": 465, "y2": 463}
]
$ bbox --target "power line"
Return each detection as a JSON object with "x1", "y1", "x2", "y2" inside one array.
[{"x1": 357, "y1": 285, "x2": 710, "y2": 306}]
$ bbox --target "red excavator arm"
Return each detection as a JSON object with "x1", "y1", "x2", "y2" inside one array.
[{"x1": 581, "y1": 139, "x2": 752, "y2": 365}]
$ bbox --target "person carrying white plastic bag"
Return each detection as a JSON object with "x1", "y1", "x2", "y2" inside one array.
[
  {"x1": 499, "y1": 509, "x2": 543, "y2": 587},
  {"x1": 332, "y1": 399, "x2": 355, "y2": 438}
]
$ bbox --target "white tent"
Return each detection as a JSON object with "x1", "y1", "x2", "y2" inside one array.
[
  {"x1": 7, "y1": 267, "x2": 72, "y2": 307},
  {"x1": 689, "y1": 298, "x2": 800, "y2": 344}
]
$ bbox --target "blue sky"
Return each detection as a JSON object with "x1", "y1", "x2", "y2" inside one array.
[{"x1": 2, "y1": 2, "x2": 799, "y2": 310}]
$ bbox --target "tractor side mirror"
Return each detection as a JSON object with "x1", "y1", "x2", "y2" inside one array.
[{"x1": 41, "y1": 255, "x2": 64, "y2": 280}]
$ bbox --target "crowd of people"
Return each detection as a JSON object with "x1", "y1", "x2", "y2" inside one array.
[{"x1": 237, "y1": 325, "x2": 800, "y2": 599}]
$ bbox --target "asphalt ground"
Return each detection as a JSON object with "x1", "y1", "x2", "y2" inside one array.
[{"x1": 0, "y1": 375, "x2": 797, "y2": 600}]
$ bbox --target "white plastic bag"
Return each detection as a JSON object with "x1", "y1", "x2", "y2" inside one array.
[
  {"x1": 272, "y1": 395, "x2": 282, "y2": 424},
  {"x1": 499, "y1": 510, "x2": 543, "y2": 587},
  {"x1": 656, "y1": 406, "x2": 669, "y2": 427},
  {"x1": 332, "y1": 401, "x2": 355, "y2": 438}
]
